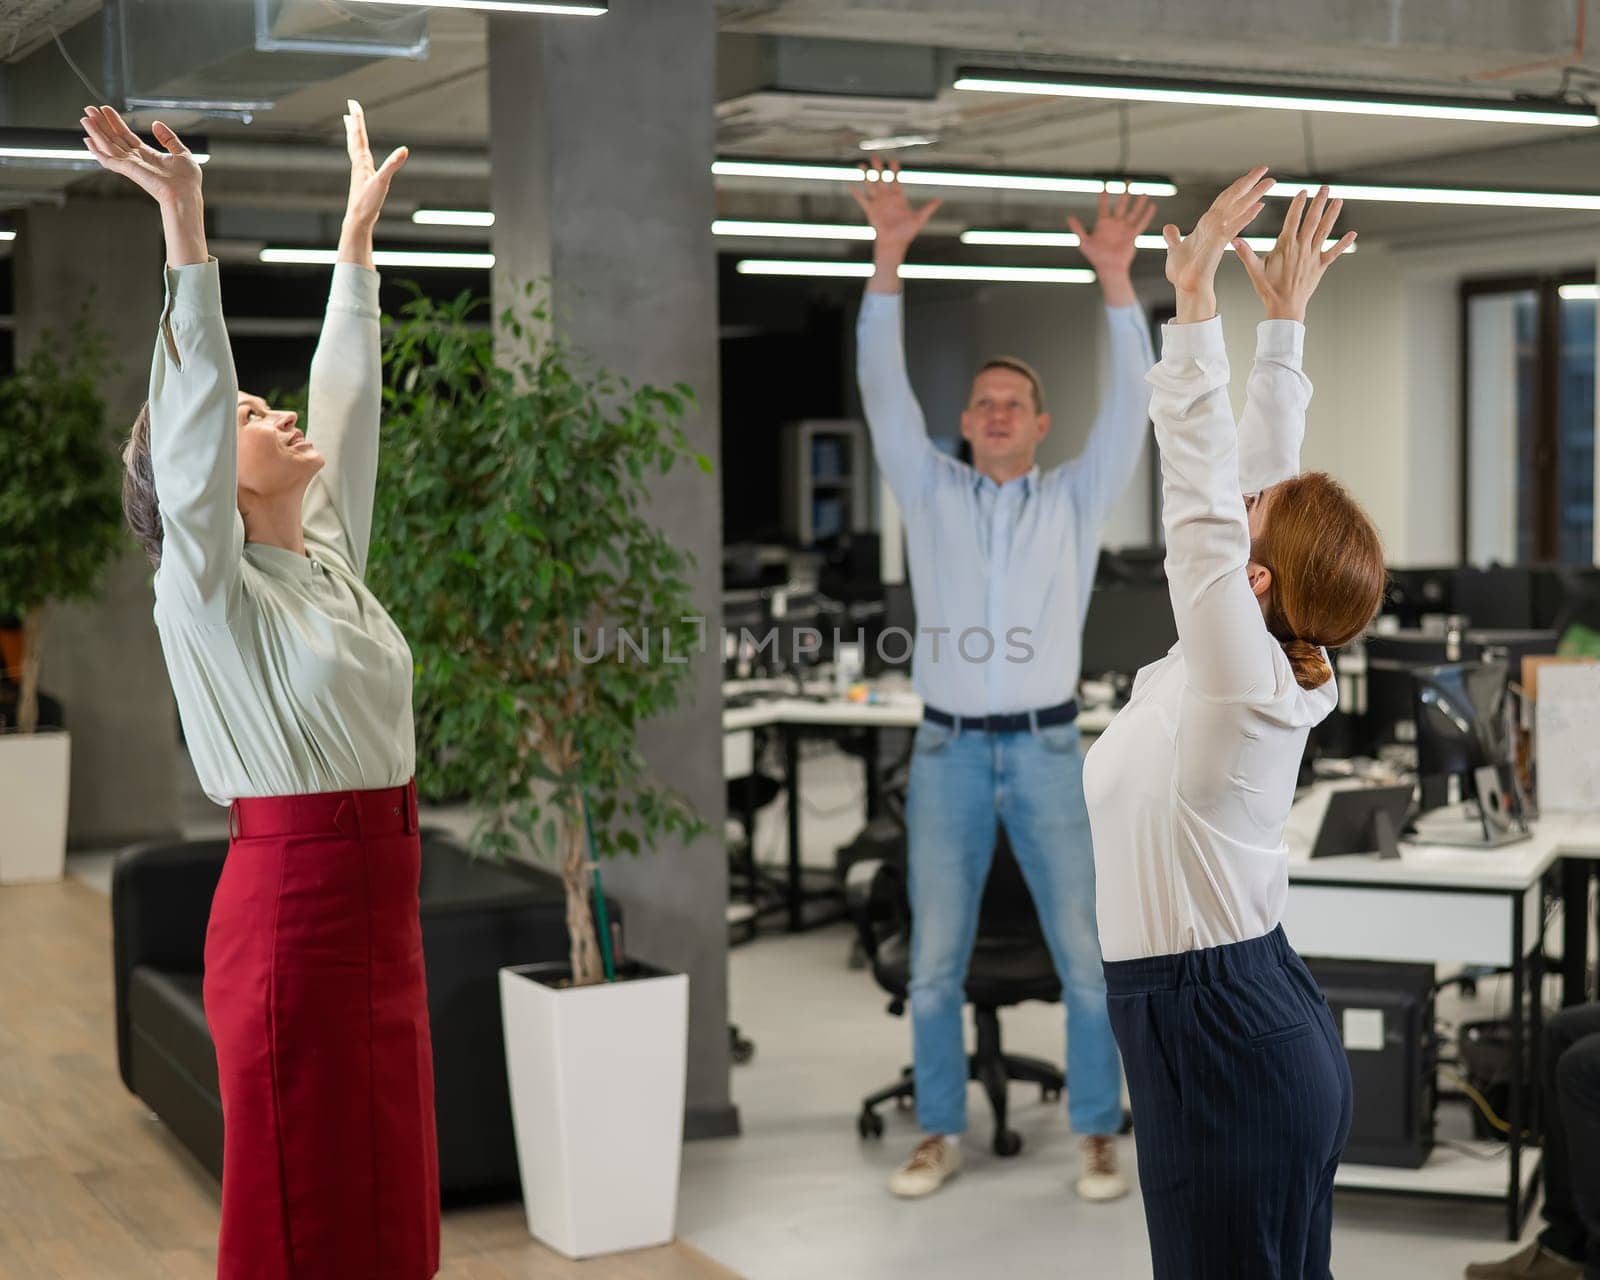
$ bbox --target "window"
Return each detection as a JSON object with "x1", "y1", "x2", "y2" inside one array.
[{"x1": 1461, "y1": 272, "x2": 1596, "y2": 564}]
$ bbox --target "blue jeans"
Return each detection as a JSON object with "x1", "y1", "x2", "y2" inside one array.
[{"x1": 905, "y1": 718, "x2": 1123, "y2": 1136}]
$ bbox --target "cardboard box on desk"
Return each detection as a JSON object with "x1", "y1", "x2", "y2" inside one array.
[
  {"x1": 1535, "y1": 660, "x2": 1600, "y2": 813},
  {"x1": 1522, "y1": 654, "x2": 1600, "y2": 702}
]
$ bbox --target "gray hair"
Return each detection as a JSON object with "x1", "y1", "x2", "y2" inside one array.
[{"x1": 122, "y1": 401, "x2": 162, "y2": 569}]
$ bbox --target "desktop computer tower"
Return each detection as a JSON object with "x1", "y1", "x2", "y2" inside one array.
[{"x1": 1303, "y1": 957, "x2": 1437, "y2": 1168}]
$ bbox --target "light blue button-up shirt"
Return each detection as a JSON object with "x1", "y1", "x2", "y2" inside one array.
[{"x1": 857, "y1": 290, "x2": 1155, "y2": 717}]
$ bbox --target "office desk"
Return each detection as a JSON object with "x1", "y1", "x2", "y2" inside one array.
[
  {"x1": 723, "y1": 680, "x2": 924, "y2": 932},
  {"x1": 722, "y1": 679, "x2": 1117, "y2": 931},
  {"x1": 1281, "y1": 785, "x2": 1600, "y2": 1238}
]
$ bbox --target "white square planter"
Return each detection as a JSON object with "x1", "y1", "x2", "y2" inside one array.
[
  {"x1": 0, "y1": 729, "x2": 70, "y2": 885},
  {"x1": 499, "y1": 960, "x2": 689, "y2": 1259}
]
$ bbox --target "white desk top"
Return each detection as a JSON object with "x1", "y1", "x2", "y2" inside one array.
[
  {"x1": 1285, "y1": 781, "x2": 1600, "y2": 892},
  {"x1": 721, "y1": 677, "x2": 924, "y2": 731},
  {"x1": 721, "y1": 677, "x2": 1118, "y2": 735}
]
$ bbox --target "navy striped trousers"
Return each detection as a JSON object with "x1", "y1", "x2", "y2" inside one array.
[{"x1": 1104, "y1": 926, "x2": 1353, "y2": 1280}]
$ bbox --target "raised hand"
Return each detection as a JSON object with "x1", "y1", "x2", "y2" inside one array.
[
  {"x1": 849, "y1": 156, "x2": 942, "y2": 293},
  {"x1": 342, "y1": 99, "x2": 408, "y2": 233},
  {"x1": 80, "y1": 104, "x2": 206, "y2": 267},
  {"x1": 1068, "y1": 190, "x2": 1156, "y2": 279},
  {"x1": 1161, "y1": 166, "x2": 1275, "y2": 322},
  {"x1": 1233, "y1": 185, "x2": 1357, "y2": 324},
  {"x1": 80, "y1": 105, "x2": 201, "y2": 207}
]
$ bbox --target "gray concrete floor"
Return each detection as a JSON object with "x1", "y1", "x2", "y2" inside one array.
[
  {"x1": 684, "y1": 920, "x2": 1542, "y2": 1280},
  {"x1": 68, "y1": 741, "x2": 1557, "y2": 1279}
]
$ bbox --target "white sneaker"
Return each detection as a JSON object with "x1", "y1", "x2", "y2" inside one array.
[
  {"x1": 1075, "y1": 1135, "x2": 1128, "y2": 1202},
  {"x1": 888, "y1": 1135, "x2": 961, "y2": 1198}
]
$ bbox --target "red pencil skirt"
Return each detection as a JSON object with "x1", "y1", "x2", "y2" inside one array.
[{"x1": 203, "y1": 779, "x2": 440, "y2": 1280}]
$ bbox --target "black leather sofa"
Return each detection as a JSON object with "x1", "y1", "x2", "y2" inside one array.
[{"x1": 111, "y1": 828, "x2": 616, "y2": 1201}]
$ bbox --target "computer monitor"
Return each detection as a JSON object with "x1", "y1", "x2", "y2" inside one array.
[
  {"x1": 1311, "y1": 785, "x2": 1413, "y2": 860},
  {"x1": 770, "y1": 588, "x2": 825, "y2": 671},
  {"x1": 1552, "y1": 566, "x2": 1600, "y2": 636},
  {"x1": 1363, "y1": 632, "x2": 1456, "y2": 750},
  {"x1": 723, "y1": 590, "x2": 771, "y2": 677},
  {"x1": 868, "y1": 582, "x2": 917, "y2": 673},
  {"x1": 1081, "y1": 583, "x2": 1179, "y2": 683},
  {"x1": 1096, "y1": 546, "x2": 1168, "y2": 588},
  {"x1": 1382, "y1": 567, "x2": 1455, "y2": 628},
  {"x1": 1413, "y1": 661, "x2": 1509, "y2": 785},
  {"x1": 1453, "y1": 566, "x2": 1537, "y2": 631}
]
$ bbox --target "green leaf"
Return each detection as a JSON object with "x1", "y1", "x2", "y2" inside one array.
[{"x1": 366, "y1": 282, "x2": 712, "y2": 924}]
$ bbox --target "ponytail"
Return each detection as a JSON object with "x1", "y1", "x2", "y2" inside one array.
[
  {"x1": 1252, "y1": 472, "x2": 1386, "y2": 693},
  {"x1": 1281, "y1": 637, "x2": 1331, "y2": 691}
]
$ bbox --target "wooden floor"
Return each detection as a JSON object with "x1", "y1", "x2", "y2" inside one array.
[{"x1": 0, "y1": 875, "x2": 741, "y2": 1280}]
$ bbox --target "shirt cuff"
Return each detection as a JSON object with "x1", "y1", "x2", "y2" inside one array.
[
  {"x1": 162, "y1": 258, "x2": 223, "y2": 321},
  {"x1": 1255, "y1": 318, "x2": 1304, "y2": 363},
  {"x1": 1159, "y1": 314, "x2": 1225, "y2": 361},
  {"x1": 328, "y1": 262, "x2": 381, "y2": 318}
]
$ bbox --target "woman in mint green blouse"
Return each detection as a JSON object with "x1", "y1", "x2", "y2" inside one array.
[{"x1": 86, "y1": 102, "x2": 440, "y2": 1279}]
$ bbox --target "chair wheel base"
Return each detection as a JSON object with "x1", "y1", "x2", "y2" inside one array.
[
  {"x1": 993, "y1": 1129, "x2": 1023, "y2": 1157},
  {"x1": 858, "y1": 1110, "x2": 885, "y2": 1140}
]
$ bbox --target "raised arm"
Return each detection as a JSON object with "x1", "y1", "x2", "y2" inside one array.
[
  {"x1": 1151, "y1": 315, "x2": 1278, "y2": 701},
  {"x1": 82, "y1": 105, "x2": 242, "y2": 622},
  {"x1": 301, "y1": 101, "x2": 407, "y2": 579},
  {"x1": 850, "y1": 157, "x2": 943, "y2": 505},
  {"x1": 1056, "y1": 192, "x2": 1157, "y2": 531},
  {"x1": 1235, "y1": 319, "x2": 1311, "y2": 496},
  {"x1": 1231, "y1": 187, "x2": 1354, "y2": 494},
  {"x1": 1155, "y1": 173, "x2": 1355, "y2": 701}
]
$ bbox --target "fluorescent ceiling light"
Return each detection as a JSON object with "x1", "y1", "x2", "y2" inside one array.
[
  {"x1": 713, "y1": 158, "x2": 1174, "y2": 197},
  {"x1": 962, "y1": 229, "x2": 1353, "y2": 253},
  {"x1": 413, "y1": 209, "x2": 496, "y2": 227},
  {"x1": 1266, "y1": 179, "x2": 1600, "y2": 211},
  {"x1": 0, "y1": 231, "x2": 14, "y2": 242},
  {"x1": 342, "y1": 0, "x2": 605, "y2": 12},
  {"x1": 1560, "y1": 284, "x2": 1599, "y2": 300},
  {"x1": 261, "y1": 248, "x2": 496, "y2": 268},
  {"x1": 736, "y1": 259, "x2": 1094, "y2": 284},
  {"x1": 859, "y1": 134, "x2": 937, "y2": 151},
  {"x1": 953, "y1": 68, "x2": 1597, "y2": 129},
  {"x1": 0, "y1": 139, "x2": 210, "y2": 165},
  {"x1": 713, "y1": 219, "x2": 874, "y2": 241}
]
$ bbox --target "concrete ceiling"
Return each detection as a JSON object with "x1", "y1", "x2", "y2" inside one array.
[
  {"x1": 5, "y1": 0, "x2": 1600, "y2": 255},
  {"x1": 0, "y1": 0, "x2": 98, "y2": 62}
]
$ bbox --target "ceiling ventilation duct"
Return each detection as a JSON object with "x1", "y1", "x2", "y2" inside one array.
[
  {"x1": 106, "y1": 0, "x2": 428, "y2": 121},
  {"x1": 0, "y1": 0, "x2": 428, "y2": 129}
]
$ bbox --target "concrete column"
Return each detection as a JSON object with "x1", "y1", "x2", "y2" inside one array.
[
  {"x1": 14, "y1": 199, "x2": 180, "y2": 849},
  {"x1": 488, "y1": 1, "x2": 734, "y2": 1138}
]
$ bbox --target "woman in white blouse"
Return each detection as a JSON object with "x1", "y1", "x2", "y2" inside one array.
[
  {"x1": 83, "y1": 103, "x2": 438, "y2": 1279},
  {"x1": 1084, "y1": 170, "x2": 1385, "y2": 1280}
]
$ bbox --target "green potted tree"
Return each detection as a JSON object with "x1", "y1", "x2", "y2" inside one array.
[
  {"x1": 0, "y1": 322, "x2": 124, "y2": 883},
  {"x1": 370, "y1": 287, "x2": 711, "y2": 1259}
]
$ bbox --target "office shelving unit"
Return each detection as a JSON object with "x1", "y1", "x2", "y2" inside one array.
[{"x1": 781, "y1": 419, "x2": 873, "y2": 547}]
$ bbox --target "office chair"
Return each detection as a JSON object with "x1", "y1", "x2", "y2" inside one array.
[
  {"x1": 726, "y1": 740, "x2": 786, "y2": 935},
  {"x1": 846, "y1": 828, "x2": 1066, "y2": 1158}
]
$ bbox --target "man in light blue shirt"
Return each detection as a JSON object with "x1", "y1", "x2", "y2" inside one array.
[{"x1": 850, "y1": 157, "x2": 1155, "y2": 1202}]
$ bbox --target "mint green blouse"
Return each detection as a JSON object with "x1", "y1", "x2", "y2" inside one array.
[{"x1": 148, "y1": 259, "x2": 415, "y2": 805}]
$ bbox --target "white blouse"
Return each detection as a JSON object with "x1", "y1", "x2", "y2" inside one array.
[
  {"x1": 1083, "y1": 317, "x2": 1337, "y2": 962},
  {"x1": 148, "y1": 259, "x2": 415, "y2": 805}
]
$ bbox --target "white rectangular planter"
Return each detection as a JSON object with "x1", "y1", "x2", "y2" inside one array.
[
  {"x1": 0, "y1": 729, "x2": 70, "y2": 885},
  {"x1": 499, "y1": 960, "x2": 689, "y2": 1259}
]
